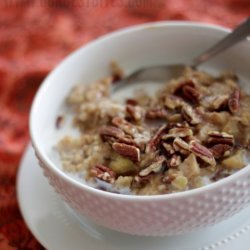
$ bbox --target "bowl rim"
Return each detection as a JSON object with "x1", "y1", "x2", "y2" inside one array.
[{"x1": 30, "y1": 20, "x2": 250, "y2": 201}]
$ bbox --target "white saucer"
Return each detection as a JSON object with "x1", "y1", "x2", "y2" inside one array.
[{"x1": 17, "y1": 145, "x2": 250, "y2": 250}]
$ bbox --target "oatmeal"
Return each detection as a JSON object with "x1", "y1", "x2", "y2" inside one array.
[{"x1": 56, "y1": 66, "x2": 250, "y2": 195}]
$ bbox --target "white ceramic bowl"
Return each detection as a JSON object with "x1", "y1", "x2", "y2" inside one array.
[{"x1": 30, "y1": 22, "x2": 250, "y2": 236}]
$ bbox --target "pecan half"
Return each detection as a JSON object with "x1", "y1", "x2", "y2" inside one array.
[
  {"x1": 162, "y1": 127, "x2": 193, "y2": 140},
  {"x1": 139, "y1": 156, "x2": 165, "y2": 177},
  {"x1": 112, "y1": 142, "x2": 140, "y2": 162},
  {"x1": 190, "y1": 140, "x2": 216, "y2": 166},
  {"x1": 90, "y1": 164, "x2": 116, "y2": 183},
  {"x1": 182, "y1": 105, "x2": 201, "y2": 125},
  {"x1": 228, "y1": 89, "x2": 240, "y2": 113},
  {"x1": 146, "y1": 124, "x2": 168, "y2": 153},
  {"x1": 208, "y1": 131, "x2": 234, "y2": 146},
  {"x1": 209, "y1": 144, "x2": 232, "y2": 159},
  {"x1": 126, "y1": 105, "x2": 145, "y2": 122},
  {"x1": 146, "y1": 108, "x2": 168, "y2": 119}
]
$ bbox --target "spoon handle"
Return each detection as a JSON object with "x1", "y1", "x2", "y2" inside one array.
[{"x1": 192, "y1": 17, "x2": 250, "y2": 67}]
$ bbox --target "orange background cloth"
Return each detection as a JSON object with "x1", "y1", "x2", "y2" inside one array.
[{"x1": 0, "y1": 0, "x2": 249, "y2": 249}]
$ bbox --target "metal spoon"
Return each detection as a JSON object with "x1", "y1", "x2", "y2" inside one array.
[{"x1": 114, "y1": 17, "x2": 250, "y2": 89}]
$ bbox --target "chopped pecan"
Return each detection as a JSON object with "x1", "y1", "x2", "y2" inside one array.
[
  {"x1": 208, "y1": 131, "x2": 234, "y2": 146},
  {"x1": 162, "y1": 142, "x2": 175, "y2": 155},
  {"x1": 112, "y1": 142, "x2": 140, "y2": 162},
  {"x1": 164, "y1": 95, "x2": 184, "y2": 110},
  {"x1": 110, "y1": 61, "x2": 123, "y2": 83},
  {"x1": 131, "y1": 174, "x2": 152, "y2": 189},
  {"x1": 162, "y1": 127, "x2": 193, "y2": 140},
  {"x1": 167, "y1": 154, "x2": 181, "y2": 168},
  {"x1": 139, "y1": 151, "x2": 158, "y2": 168},
  {"x1": 175, "y1": 122, "x2": 190, "y2": 128},
  {"x1": 182, "y1": 105, "x2": 201, "y2": 125},
  {"x1": 112, "y1": 116, "x2": 133, "y2": 131},
  {"x1": 112, "y1": 74, "x2": 122, "y2": 83},
  {"x1": 117, "y1": 135, "x2": 139, "y2": 147},
  {"x1": 100, "y1": 126, "x2": 125, "y2": 140},
  {"x1": 173, "y1": 137, "x2": 190, "y2": 155},
  {"x1": 146, "y1": 108, "x2": 168, "y2": 119},
  {"x1": 112, "y1": 117, "x2": 138, "y2": 136},
  {"x1": 90, "y1": 164, "x2": 116, "y2": 183},
  {"x1": 146, "y1": 124, "x2": 168, "y2": 153},
  {"x1": 162, "y1": 174, "x2": 175, "y2": 184},
  {"x1": 190, "y1": 140, "x2": 216, "y2": 166},
  {"x1": 167, "y1": 122, "x2": 189, "y2": 129},
  {"x1": 209, "y1": 144, "x2": 232, "y2": 159},
  {"x1": 174, "y1": 80, "x2": 195, "y2": 93},
  {"x1": 56, "y1": 115, "x2": 64, "y2": 129},
  {"x1": 126, "y1": 105, "x2": 145, "y2": 122},
  {"x1": 139, "y1": 156, "x2": 165, "y2": 177},
  {"x1": 211, "y1": 169, "x2": 230, "y2": 182},
  {"x1": 211, "y1": 95, "x2": 228, "y2": 110},
  {"x1": 133, "y1": 133, "x2": 151, "y2": 152},
  {"x1": 228, "y1": 89, "x2": 240, "y2": 113},
  {"x1": 126, "y1": 98, "x2": 138, "y2": 106},
  {"x1": 100, "y1": 126, "x2": 142, "y2": 148},
  {"x1": 174, "y1": 80, "x2": 200, "y2": 103},
  {"x1": 182, "y1": 84, "x2": 201, "y2": 103}
]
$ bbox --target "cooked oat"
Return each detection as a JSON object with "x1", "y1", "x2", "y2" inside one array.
[{"x1": 56, "y1": 66, "x2": 250, "y2": 195}]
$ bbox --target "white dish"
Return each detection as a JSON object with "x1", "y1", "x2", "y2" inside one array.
[
  {"x1": 29, "y1": 21, "x2": 250, "y2": 236},
  {"x1": 17, "y1": 145, "x2": 250, "y2": 250}
]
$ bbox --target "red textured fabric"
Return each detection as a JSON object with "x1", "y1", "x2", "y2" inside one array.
[{"x1": 0, "y1": 0, "x2": 249, "y2": 249}]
